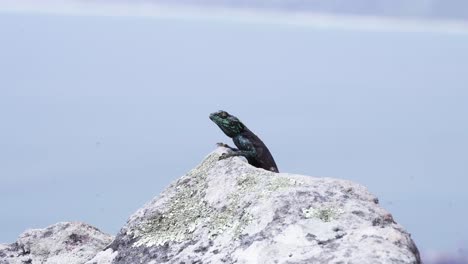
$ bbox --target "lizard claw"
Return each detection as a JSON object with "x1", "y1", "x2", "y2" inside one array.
[
  {"x1": 216, "y1": 142, "x2": 229, "y2": 148},
  {"x1": 218, "y1": 153, "x2": 229, "y2": 160}
]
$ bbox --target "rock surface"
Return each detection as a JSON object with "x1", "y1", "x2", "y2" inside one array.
[
  {"x1": 0, "y1": 222, "x2": 113, "y2": 264},
  {"x1": 1, "y1": 148, "x2": 421, "y2": 263},
  {"x1": 89, "y1": 147, "x2": 421, "y2": 264}
]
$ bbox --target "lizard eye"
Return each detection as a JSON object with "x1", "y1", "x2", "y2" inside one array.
[{"x1": 220, "y1": 111, "x2": 228, "y2": 118}]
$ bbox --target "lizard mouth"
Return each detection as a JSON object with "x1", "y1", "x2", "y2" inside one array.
[{"x1": 209, "y1": 112, "x2": 217, "y2": 121}]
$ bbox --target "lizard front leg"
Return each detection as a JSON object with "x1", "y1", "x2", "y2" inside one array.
[
  {"x1": 216, "y1": 142, "x2": 239, "y2": 151},
  {"x1": 218, "y1": 136, "x2": 256, "y2": 160}
]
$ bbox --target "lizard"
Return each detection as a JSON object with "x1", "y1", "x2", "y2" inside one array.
[{"x1": 209, "y1": 110, "x2": 279, "y2": 173}]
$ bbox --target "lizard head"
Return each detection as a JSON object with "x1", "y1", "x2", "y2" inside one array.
[{"x1": 209, "y1": 110, "x2": 245, "y2": 138}]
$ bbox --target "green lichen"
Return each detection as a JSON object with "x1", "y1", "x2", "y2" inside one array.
[
  {"x1": 133, "y1": 154, "x2": 217, "y2": 247},
  {"x1": 132, "y1": 153, "x2": 304, "y2": 247},
  {"x1": 208, "y1": 174, "x2": 259, "y2": 238},
  {"x1": 255, "y1": 176, "x2": 303, "y2": 198},
  {"x1": 302, "y1": 206, "x2": 343, "y2": 222},
  {"x1": 236, "y1": 174, "x2": 259, "y2": 189},
  {"x1": 132, "y1": 155, "x2": 265, "y2": 247},
  {"x1": 267, "y1": 177, "x2": 302, "y2": 192}
]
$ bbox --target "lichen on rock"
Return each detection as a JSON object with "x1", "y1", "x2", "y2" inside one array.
[
  {"x1": 1, "y1": 148, "x2": 422, "y2": 264},
  {"x1": 101, "y1": 147, "x2": 422, "y2": 264},
  {"x1": 302, "y1": 203, "x2": 344, "y2": 222},
  {"x1": 0, "y1": 222, "x2": 113, "y2": 264},
  {"x1": 131, "y1": 151, "x2": 295, "y2": 248},
  {"x1": 132, "y1": 153, "x2": 219, "y2": 247}
]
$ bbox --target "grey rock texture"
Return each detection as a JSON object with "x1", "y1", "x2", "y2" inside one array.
[
  {"x1": 91, "y1": 147, "x2": 421, "y2": 264},
  {"x1": 0, "y1": 222, "x2": 113, "y2": 264}
]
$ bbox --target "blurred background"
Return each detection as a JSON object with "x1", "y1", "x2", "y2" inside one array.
[{"x1": 1, "y1": 1, "x2": 467, "y2": 263}]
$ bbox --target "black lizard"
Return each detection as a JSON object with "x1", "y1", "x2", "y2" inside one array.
[{"x1": 209, "y1": 110, "x2": 279, "y2": 173}]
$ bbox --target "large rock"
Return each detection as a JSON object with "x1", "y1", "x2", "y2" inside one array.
[
  {"x1": 89, "y1": 147, "x2": 421, "y2": 264},
  {"x1": 0, "y1": 222, "x2": 113, "y2": 264}
]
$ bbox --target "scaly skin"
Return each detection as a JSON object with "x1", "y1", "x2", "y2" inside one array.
[{"x1": 209, "y1": 110, "x2": 279, "y2": 173}]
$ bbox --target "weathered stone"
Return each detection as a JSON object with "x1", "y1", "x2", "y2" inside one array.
[
  {"x1": 89, "y1": 147, "x2": 420, "y2": 264},
  {"x1": 1, "y1": 148, "x2": 420, "y2": 263},
  {"x1": 0, "y1": 222, "x2": 113, "y2": 264}
]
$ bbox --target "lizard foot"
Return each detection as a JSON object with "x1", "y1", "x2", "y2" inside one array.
[
  {"x1": 216, "y1": 142, "x2": 230, "y2": 148},
  {"x1": 216, "y1": 142, "x2": 239, "y2": 152},
  {"x1": 218, "y1": 153, "x2": 232, "y2": 160}
]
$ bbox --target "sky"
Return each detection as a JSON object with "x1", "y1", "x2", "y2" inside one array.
[{"x1": 0, "y1": 3, "x2": 467, "y2": 263}]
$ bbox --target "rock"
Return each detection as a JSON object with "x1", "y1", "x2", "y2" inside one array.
[
  {"x1": 1, "y1": 148, "x2": 420, "y2": 264},
  {"x1": 92, "y1": 147, "x2": 421, "y2": 264},
  {"x1": 0, "y1": 222, "x2": 113, "y2": 264}
]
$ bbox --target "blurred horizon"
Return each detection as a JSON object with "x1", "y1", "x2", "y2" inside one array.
[
  {"x1": 3, "y1": 0, "x2": 468, "y2": 20},
  {"x1": 105, "y1": 0, "x2": 468, "y2": 21},
  {"x1": 1, "y1": 0, "x2": 468, "y2": 35}
]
